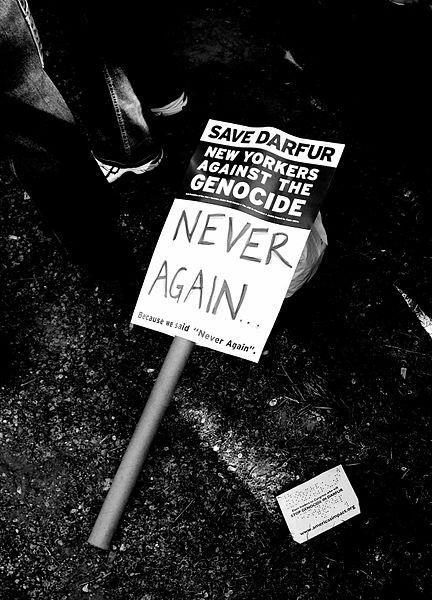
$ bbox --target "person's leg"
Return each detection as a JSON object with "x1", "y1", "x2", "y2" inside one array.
[
  {"x1": 85, "y1": 3, "x2": 185, "y2": 109},
  {"x1": 61, "y1": 3, "x2": 186, "y2": 182},
  {"x1": 63, "y1": 6, "x2": 163, "y2": 183},
  {"x1": 0, "y1": 0, "x2": 138, "y2": 287},
  {"x1": 90, "y1": 60, "x2": 164, "y2": 183}
]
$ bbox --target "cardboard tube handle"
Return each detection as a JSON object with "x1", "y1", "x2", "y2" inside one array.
[{"x1": 88, "y1": 336, "x2": 194, "y2": 549}]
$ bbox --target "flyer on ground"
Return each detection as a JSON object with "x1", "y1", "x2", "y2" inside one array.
[
  {"x1": 276, "y1": 465, "x2": 360, "y2": 543},
  {"x1": 132, "y1": 119, "x2": 344, "y2": 362}
]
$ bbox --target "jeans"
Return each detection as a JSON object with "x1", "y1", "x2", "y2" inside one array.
[
  {"x1": 0, "y1": 0, "x2": 179, "y2": 281},
  {"x1": 43, "y1": 2, "x2": 183, "y2": 166}
]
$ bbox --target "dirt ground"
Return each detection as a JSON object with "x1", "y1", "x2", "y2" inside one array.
[{"x1": 1, "y1": 2, "x2": 432, "y2": 599}]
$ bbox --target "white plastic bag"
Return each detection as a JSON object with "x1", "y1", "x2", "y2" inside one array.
[{"x1": 285, "y1": 212, "x2": 327, "y2": 298}]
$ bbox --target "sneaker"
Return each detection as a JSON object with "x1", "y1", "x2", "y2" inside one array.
[
  {"x1": 94, "y1": 148, "x2": 164, "y2": 183},
  {"x1": 150, "y1": 92, "x2": 188, "y2": 117}
]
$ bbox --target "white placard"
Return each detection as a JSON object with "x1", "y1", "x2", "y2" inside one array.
[
  {"x1": 132, "y1": 120, "x2": 344, "y2": 362},
  {"x1": 277, "y1": 465, "x2": 360, "y2": 543}
]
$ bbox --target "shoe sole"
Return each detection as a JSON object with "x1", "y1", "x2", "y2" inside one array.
[{"x1": 95, "y1": 150, "x2": 164, "y2": 183}]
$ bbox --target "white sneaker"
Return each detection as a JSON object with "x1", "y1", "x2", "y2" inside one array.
[
  {"x1": 150, "y1": 92, "x2": 188, "y2": 117},
  {"x1": 94, "y1": 148, "x2": 164, "y2": 184}
]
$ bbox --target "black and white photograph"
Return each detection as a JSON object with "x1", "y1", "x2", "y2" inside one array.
[{"x1": 1, "y1": 1, "x2": 431, "y2": 598}]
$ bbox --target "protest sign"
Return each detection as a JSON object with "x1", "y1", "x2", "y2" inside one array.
[
  {"x1": 90, "y1": 123, "x2": 345, "y2": 549},
  {"x1": 132, "y1": 120, "x2": 344, "y2": 361},
  {"x1": 277, "y1": 465, "x2": 360, "y2": 543}
]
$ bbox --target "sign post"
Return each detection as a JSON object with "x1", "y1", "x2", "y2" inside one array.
[
  {"x1": 88, "y1": 336, "x2": 194, "y2": 550},
  {"x1": 88, "y1": 120, "x2": 344, "y2": 548}
]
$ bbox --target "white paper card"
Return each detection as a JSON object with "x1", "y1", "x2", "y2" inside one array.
[{"x1": 276, "y1": 465, "x2": 360, "y2": 543}]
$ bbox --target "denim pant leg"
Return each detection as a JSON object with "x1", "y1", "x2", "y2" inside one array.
[
  {"x1": 63, "y1": 6, "x2": 158, "y2": 167},
  {"x1": 90, "y1": 60, "x2": 157, "y2": 166},
  {"x1": 78, "y1": 3, "x2": 182, "y2": 165},
  {"x1": 0, "y1": 0, "x2": 137, "y2": 283}
]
